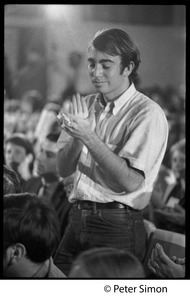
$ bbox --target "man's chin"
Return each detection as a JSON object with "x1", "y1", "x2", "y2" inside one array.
[{"x1": 93, "y1": 83, "x2": 106, "y2": 92}]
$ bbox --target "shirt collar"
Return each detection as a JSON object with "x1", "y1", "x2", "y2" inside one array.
[
  {"x1": 95, "y1": 83, "x2": 136, "y2": 115},
  {"x1": 32, "y1": 259, "x2": 50, "y2": 278}
]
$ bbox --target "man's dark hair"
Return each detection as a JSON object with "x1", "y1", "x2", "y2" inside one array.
[
  {"x1": 46, "y1": 132, "x2": 60, "y2": 143},
  {"x1": 5, "y1": 133, "x2": 35, "y2": 174},
  {"x1": 69, "y1": 247, "x2": 145, "y2": 278},
  {"x1": 3, "y1": 193, "x2": 60, "y2": 263},
  {"x1": 4, "y1": 164, "x2": 21, "y2": 195},
  {"x1": 88, "y1": 28, "x2": 141, "y2": 82}
]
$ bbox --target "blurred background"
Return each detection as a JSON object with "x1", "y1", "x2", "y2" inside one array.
[{"x1": 4, "y1": 4, "x2": 185, "y2": 98}]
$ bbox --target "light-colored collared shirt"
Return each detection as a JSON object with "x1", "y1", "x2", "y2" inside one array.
[
  {"x1": 57, "y1": 83, "x2": 168, "y2": 210},
  {"x1": 32, "y1": 257, "x2": 66, "y2": 278}
]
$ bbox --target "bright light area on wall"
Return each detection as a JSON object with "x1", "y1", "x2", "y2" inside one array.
[{"x1": 44, "y1": 5, "x2": 70, "y2": 20}]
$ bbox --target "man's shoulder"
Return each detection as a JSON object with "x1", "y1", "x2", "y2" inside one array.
[{"x1": 135, "y1": 90, "x2": 165, "y2": 114}]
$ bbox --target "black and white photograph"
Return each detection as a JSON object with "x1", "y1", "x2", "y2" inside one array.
[{"x1": 3, "y1": 4, "x2": 187, "y2": 299}]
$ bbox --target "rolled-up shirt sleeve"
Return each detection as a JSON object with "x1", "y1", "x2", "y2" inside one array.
[{"x1": 119, "y1": 107, "x2": 168, "y2": 178}]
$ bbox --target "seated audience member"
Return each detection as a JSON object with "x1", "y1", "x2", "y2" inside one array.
[
  {"x1": 22, "y1": 132, "x2": 73, "y2": 237},
  {"x1": 21, "y1": 89, "x2": 44, "y2": 115},
  {"x1": 151, "y1": 139, "x2": 185, "y2": 233},
  {"x1": 149, "y1": 165, "x2": 173, "y2": 210},
  {"x1": 142, "y1": 164, "x2": 171, "y2": 221},
  {"x1": 3, "y1": 193, "x2": 66, "y2": 278},
  {"x1": 4, "y1": 164, "x2": 22, "y2": 195},
  {"x1": 153, "y1": 198, "x2": 185, "y2": 233},
  {"x1": 4, "y1": 133, "x2": 35, "y2": 188},
  {"x1": 18, "y1": 90, "x2": 43, "y2": 142},
  {"x1": 69, "y1": 247, "x2": 145, "y2": 278},
  {"x1": 33, "y1": 101, "x2": 61, "y2": 147},
  {"x1": 151, "y1": 139, "x2": 185, "y2": 209},
  {"x1": 148, "y1": 243, "x2": 185, "y2": 278},
  {"x1": 32, "y1": 116, "x2": 62, "y2": 161}
]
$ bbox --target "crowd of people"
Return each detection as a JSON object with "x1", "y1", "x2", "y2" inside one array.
[{"x1": 3, "y1": 28, "x2": 186, "y2": 279}]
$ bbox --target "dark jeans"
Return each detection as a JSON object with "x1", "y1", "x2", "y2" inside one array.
[{"x1": 54, "y1": 205, "x2": 147, "y2": 276}]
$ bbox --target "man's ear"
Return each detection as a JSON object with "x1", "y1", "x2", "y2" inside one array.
[
  {"x1": 123, "y1": 61, "x2": 135, "y2": 77},
  {"x1": 6, "y1": 243, "x2": 26, "y2": 265}
]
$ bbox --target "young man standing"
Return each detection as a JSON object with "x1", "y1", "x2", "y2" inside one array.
[{"x1": 54, "y1": 28, "x2": 168, "y2": 275}]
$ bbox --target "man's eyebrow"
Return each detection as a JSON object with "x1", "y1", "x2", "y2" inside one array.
[
  {"x1": 44, "y1": 149, "x2": 55, "y2": 155},
  {"x1": 87, "y1": 58, "x2": 114, "y2": 63}
]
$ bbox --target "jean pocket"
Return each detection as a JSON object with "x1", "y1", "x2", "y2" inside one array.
[{"x1": 98, "y1": 209, "x2": 130, "y2": 229}]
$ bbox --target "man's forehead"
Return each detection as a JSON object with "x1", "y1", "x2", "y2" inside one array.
[
  {"x1": 87, "y1": 46, "x2": 120, "y2": 62},
  {"x1": 6, "y1": 142, "x2": 26, "y2": 151}
]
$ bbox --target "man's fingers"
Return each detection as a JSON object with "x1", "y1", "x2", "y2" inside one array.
[
  {"x1": 174, "y1": 257, "x2": 185, "y2": 265},
  {"x1": 151, "y1": 247, "x2": 157, "y2": 261},
  {"x1": 148, "y1": 259, "x2": 164, "y2": 278},
  {"x1": 72, "y1": 93, "x2": 88, "y2": 118},
  {"x1": 76, "y1": 93, "x2": 83, "y2": 114},
  {"x1": 171, "y1": 256, "x2": 177, "y2": 262},
  {"x1": 81, "y1": 96, "x2": 89, "y2": 118},
  {"x1": 69, "y1": 102, "x2": 74, "y2": 115},
  {"x1": 148, "y1": 259, "x2": 156, "y2": 274},
  {"x1": 155, "y1": 243, "x2": 171, "y2": 265},
  {"x1": 72, "y1": 94, "x2": 78, "y2": 114}
]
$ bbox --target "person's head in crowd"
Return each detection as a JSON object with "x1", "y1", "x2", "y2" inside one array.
[
  {"x1": 26, "y1": 48, "x2": 42, "y2": 66},
  {"x1": 149, "y1": 85, "x2": 166, "y2": 109},
  {"x1": 4, "y1": 133, "x2": 35, "y2": 181},
  {"x1": 170, "y1": 139, "x2": 185, "y2": 180},
  {"x1": 165, "y1": 86, "x2": 184, "y2": 115},
  {"x1": 3, "y1": 193, "x2": 60, "y2": 277},
  {"x1": 88, "y1": 28, "x2": 141, "y2": 85},
  {"x1": 4, "y1": 99, "x2": 21, "y2": 114},
  {"x1": 4, "y1": 164, "x2": 21, "y2": 195},
  {"x1": 68, "y1": 51, "x2": 83, "y2": 70},
  {"x1": 21, "y1": 89, "x2": 43, "y2": 114},
  {"x1": 35, "y1": 132, "x2": 59, "y2": 179},
  {"x1": 69, "y1": 247, "x2": 145, "y2": 278}
]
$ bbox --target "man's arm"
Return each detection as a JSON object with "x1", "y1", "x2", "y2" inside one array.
[
  {"x1": 82, "y1": 129, "x2": 144, "y2": 193},
  {"x1": 65, "y1": 115, "x2": 144, "y2": 193},
  {"x1": 59, "y1": 93, "x2": 144, "y2": 192},
  {"x1": 57, "y1": 138, "x2": 83, "y2": 177}
]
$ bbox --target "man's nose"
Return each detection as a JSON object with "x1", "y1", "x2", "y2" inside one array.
[
  {"x1": 93, "y1": 64, "x2": 103, "y2": 77},
  {"x1": 37, "y1": 152, "x2": 45, "y2": 161}
]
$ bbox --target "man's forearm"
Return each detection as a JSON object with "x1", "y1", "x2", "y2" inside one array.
[
  {"x1": 82, "y1": 131, "x2": 144, "y2": 192},
  {"x1": 57, "y1": 138, "x2": 83, "y2": 177}
]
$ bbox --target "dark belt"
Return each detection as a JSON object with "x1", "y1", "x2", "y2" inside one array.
[{"x1": 73, "y1": 200, "x2": 134, "y2": 211}]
